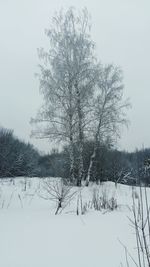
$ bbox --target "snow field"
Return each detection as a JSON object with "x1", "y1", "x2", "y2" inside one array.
[{"x1": 0, "y1": 177, "x2": 146, "y2": 267}]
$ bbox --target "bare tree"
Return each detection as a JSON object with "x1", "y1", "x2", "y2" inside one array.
[
  {"x1": 31, "y1": 8, "x2": 98, "y2": 185},
  {"x1": 42, "y1": 178, "x2": 77, "y2": 214},
  {"x1": 85, "y1": 64, "x2": 130, "y2": 186},
  {"x1": 122, "y1": 185, "x2": 150, "y2": 267},
  {"x1": 131, "y1": 185, "x2": 150, "y2": 267}
]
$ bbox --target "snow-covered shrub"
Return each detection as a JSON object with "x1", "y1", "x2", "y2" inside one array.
[
  {"x1": 42, "y1": 178, "x2": 77, "y2": 215},
  {"x1": 76, "y1": 191, "x2": 93, "y2": 215},
  {"x1": 92, "y1": 187, "x2": 101, "y2": 211},
  {"x1": 81, "y1": 202, "x2": 88, "y2": 215},
  {"x1": 91, "y1": 186, "x2": 118, "y2": 212},
  {"x1": 107, "y1": 196, "x2": 118, "y2": 210}
]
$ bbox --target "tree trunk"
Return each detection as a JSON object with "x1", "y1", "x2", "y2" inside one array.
[
  {"x1": 85, "y1": 106, "x2": 104, "y2": 186},
  {"x1": 68, "y1": 82, "x2": 75, "y2": 183},
  {"x1": 69, "y1": 135, "x2": 75, "y2": 183},
  {"x1": 85, "y1": 130, "x2": 99, "y2": 186},
  {"x1": 85, "y1": 147, "x2": 96, "y2": 186},
  {"x1": 55, "y1": 201, "x2": 62, "y2": 215},
  {"x1": 75, "y1": 82, "x2": 84, "y2": 186}
]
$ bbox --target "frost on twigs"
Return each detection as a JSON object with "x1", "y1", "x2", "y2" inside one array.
[
  {"x1": 92, "y1": 186, "x2": 118, "y2": 212},
  {"x1": 41, "y1": 178, "x2": 77, "y2": 215},
  {"x1": 76, "y1": 185, "x2": 118, "y2": 215}
]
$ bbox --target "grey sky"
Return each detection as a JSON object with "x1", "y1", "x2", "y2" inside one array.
[{"x1": 0, "y1": 0, "x2": 150, "y2": 153}]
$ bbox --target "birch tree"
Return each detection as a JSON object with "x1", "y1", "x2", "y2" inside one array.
[
  {"x1": 31, "y1": 8, "x2": 97, "y2": 185},
  {"x1": 85, "y1": 64, "x2": 130, "y2": 186}
]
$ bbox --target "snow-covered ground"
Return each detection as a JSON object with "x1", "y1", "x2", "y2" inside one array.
[{"x1": 0, "y1": 177, "x2": 146, "y2": 267}]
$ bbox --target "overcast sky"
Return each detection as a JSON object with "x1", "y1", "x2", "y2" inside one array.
[{"x1": 0, "y1": 0, "x2": 150, "y2": 153}]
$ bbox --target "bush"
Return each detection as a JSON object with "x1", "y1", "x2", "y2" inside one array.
[{"x1": 92, "y1": 187, "x2": 118, "y2": 211}]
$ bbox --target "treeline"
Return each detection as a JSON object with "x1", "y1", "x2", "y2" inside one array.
[
  {"x1": 0, "y1": 127, "x2": 40, "y2": 177},
  {"x1": 39, "y1": 142, "x2": 150, "y2": 186},
  {"x1": 1, "y1": 127, "x2": 150, "y2": 186}
]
